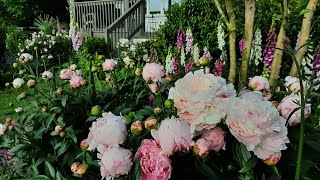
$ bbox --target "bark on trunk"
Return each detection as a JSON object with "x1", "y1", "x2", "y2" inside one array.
[
  {"x1": 289, "y1": 0, "x2": 318, "y2": 77},
  {"x1": 269, "y1": 0, "x2": 288, "y2": 87},
  {"x1": 240, "y1": 0, "x2": 255, "y2": 87},
  {"x1": 226, "y1": 0, "x2": 237, "y2": 84}
]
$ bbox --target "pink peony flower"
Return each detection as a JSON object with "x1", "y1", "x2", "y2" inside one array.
[
  {"x1": 193, "y1": 138, "x2": 210, "y2": 158},
  {"x1": 263, "y1": 152, "x2": 281, "y2": 166},
  {"x1": 142, "y1": 63, "x2": 165, "y2": 83},
  {"x1": 168, "y1": 70, "x2": 236, "y2": 132},
  {"x1": 98, "y1": 146, "x2": 132, "y2": 179},
  {"x1": 60, "y1": 69, "x2": 74, "y2": 80},
  {"x1": 278, "y1": 94, "x2": 311, "y2": 126},
  {"x1": 238, "y1": 90, "x2": 265, "y2": 101},
  {"x1": 102, "y1": 59, "x2": 117, "y2": 71},
  {"x1": 86, "y1": 112, "x2": 128, "y2": 151},
  {"x1": 147, "y1": 83, "x2": 159, "y2": 94},
  {"x1": 201, "y1": 127, "x2": 226, "y2": 152},
  {"x1": 135, "y1": 140, "x2": 172, "y2": 180},
  {"x1": 226, "y1": 98, "x2": 289, "y2": 160},
  {"x1": 249, "y1": 76, "x2": 270, "y2": 92},
  {"x1": 70, "y1": 75, "x2": 86, "y2": 88},
  {"x1": 151, "y1": 116, "x2": 193, "y2": 156},
  {"x1": 284, "y1": 76, "x2": 309, "y2": 94}
]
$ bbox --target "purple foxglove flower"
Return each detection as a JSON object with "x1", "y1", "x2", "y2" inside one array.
[
  {"x1": 177, "y1": 28, "x2": 183, "y2": 53},
  {"x1": 239, "y1": 39, "x2": 245, "y2": 53}
]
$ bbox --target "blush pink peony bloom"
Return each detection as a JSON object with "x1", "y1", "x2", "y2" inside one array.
[
  {"x1": 27, "y1": 79, "x2": 36, "y2": 87},
  {"x1": 193, "y1": 138, "x2": 210, "y2": 157},
  {"x1": 238, "y1": 90, "x2": 265, "y2": 101},
  {"x1": 86, "y1": 112, "x2": 128, "y2": 151},
  {"x1": 70, "y1": 64, "x2": 77, "y2": 71},
  {"x1": 284, "y1": 76, "x2": 309, "y2": 94},
  {"x1": 263, "y1": 152, "x2": 281, "y2": 166},
  {"x1": 278, "y1": 94, "x2": 311, "y2": 126},
  {"x1": 12, "y1": 78, "x2": 25, "y2": 89},
  {"x1": 201, "y1": 127, "x2": 226, "y2": 152},
  {"x1": 135, "y1": 140, "x2": 172, "y2": 180},
  {"x1": 98, "y1": 146, "x2": 132, "y2": 179},
  {"x1": 70, "y1": 75, "x2": 86, "y2": 88},
  {"x1": 147, "y1": 83, "x2": 159, "y2": 94},
  {"x1": 60, "y1": 69, "x2": 74, "y2": 80},
  {"x1": 102, "y1": 59, "x2": 117, "y2": 71},
  {"x1": 226, "y1": 98, "x2": 289, "y2": 160},
  {"x1": 168, "y1": 70, "x2": 236, "y2": 132},
  {"x1": 142, "y1": 63, "x2": 165, "y2": 83},
  {"x1": 249, "y1": 76, "x2": 270, "y2": 92},
  {"x1": 151, "y1": 116, "x2": 193, "y2": 156}
]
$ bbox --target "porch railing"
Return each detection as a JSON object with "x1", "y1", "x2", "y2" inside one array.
[{"x1": 106, "y1": 0, "x2": 145, "y2": 48}]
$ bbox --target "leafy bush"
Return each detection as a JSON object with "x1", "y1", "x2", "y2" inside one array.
[
  {"x1": 81, "y1": 36, "x2": 109, "y2": 55},
  {"x1": 5, "y1": 26, "x2": 26, "y2": 54}
]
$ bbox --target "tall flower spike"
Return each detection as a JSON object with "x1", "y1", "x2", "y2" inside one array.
[
  {"x1": 181, "y1": 47, "x2": 186, "y2": 66},
  {"x1": 185, "y1": 27, "x2": 194, "y2": 55},
  {"x1": 263, "y1": 26, "x2": 277, "y2": 72},
  {"x1": 177, "y1": 28, "x2": 183, "y2": 53},
  {"x1": 193, "y1": 44, "x2": 200, "y2": 64},
  {"x1": 250, "y1": 29, "x2": 263, "y2": 66},
  {"x1": 165, "y1": 49, "x2": 174, "y2": 75}
]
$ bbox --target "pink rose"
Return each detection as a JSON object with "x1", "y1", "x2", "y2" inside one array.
[
  {"x1": 226, "y1": 98, "x2": 289, "y2": 160},
  {"x1": 135, "y1": 140, "x2": 172, "y2": 180},
  {"x1": 151, "y1": 116, "x2": 193, "y2": 156},
  {"x1": 60, "y1": 69, "x2": 74, "y2": 80},
  {"x1": 193, "y1": 138, "x2": 210, "y2": 158},
  {"x1": 201, "y1": 127, "x2": 226, "y2": 152},
  {"x1": 249, "y1": 76, "x2": 270, "y2": 92},
  {"x1": 70, "y1": 75, "x2": 86, "y2": 88},
  {"x1": 263, "y1": 152, "x2": 281, "y2": 166},
  {"x1": 86, "y1": 112, "x2": 127, "y2": 151},
  {"x1": 102, "y1": 59, "x2": 117, "y2": 71},
  {"x1": 98, "y1": 146, "x2": 132, "y2": 179},
  {"x1": 142, "y1": 63, "x2": 165, "y2": 82},
  {"x1": 278, "y1": 94, "x2": 311, "y2": 126},
  {"x1": 168, "y1": 70, "x2": 236, "y2": 132}
]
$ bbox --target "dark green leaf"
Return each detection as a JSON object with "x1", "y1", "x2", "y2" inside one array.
[
  {"x1": 195, "y1": 158, "x2": 217, "y2": 180},
  {"x1": 10, "y1": 144, "x2": 26, "y2": 153},
  {"x1": 299, "y1": 9, "x2": 311, "y2": 16},
  {"x1": 45, "y1": 161, "x2": 55, "y2": 179},
  {"x1": 61, "y1": 95, "x2": 68, "y2": 107},
  {"x1": 58, "y1": 140, "x2": 70, "y2": 157},
  {"x1": 31, "y1": 175, "x2": 50, "y2": 180},
  {"x1": 239, "y1": 156, "x2": 258, "y2": 173}
]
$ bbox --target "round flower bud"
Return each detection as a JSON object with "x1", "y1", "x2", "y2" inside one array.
[
  {"x1": 19, "y1": 69, "x2": 26, "y2": 75},
  {"x1": 41, "y1": 107, "x2": 47, "y2": 112},
  {"x1": 8, "y1": 125, "x2": 14, "y2": 131},
  {"x1": 9, "y1": 103, "x2": 13, "y2": 107},
  {"x1": 60, "y1": 131, "x2": 66, "y2": 137},
  {"x1": 272, "y1": 101, "x2": 279, "y2": 108},
  {"x1": 76, "y1": 163, "x2": 89, "y2": 176},
  {"x1": 55, "y1": 125, "x2": 63, "y2": 133},
  {"x1": 153, "y1": 107, "x2": 161, "y2": 114},
  {"x1": 57, "y1": 87, "x2": 63, "y2": 95},
  {"x1": 135, "y1": 68, "x2": 142, "y2": 76},
  {"x1": 80, "y1": 139, "x2": 89, "y2": 151},
  {"x1": 71, "y1": 162, "x2": 80, "y2": 173},
  {"x1": 5, "y1": 83, "x2": 10, "y2": 87},
  {"x1": 164, "y1": 99, "x2": 174, "y2": 109},
  {"x1": 193, "y1": 138, "x2": 210, "y2": 158},
  {"x1": 199, "y1": 56, "x2": 210, "y2": 66},
  {"x1": 27, "y1": 79, "x2": 36, "y2": 87},
  {"x1": 263, "y1": 152, "x2": 281, "y2": 166},
  {"x1": 34, "y1": 46, "x2": 38, "y2": 50},
  {"x1": 41, "y1": 55, "x2": 46, "y2": 59},
  {"x1": 130, "y1": 121, "x2": 143, "y2": 135},
  {"x1": 144, "y1": 117, "x2": 158, "y2": 130},
  {"x1": 91, "y1": 66, "x2": 98, "y2": 72},
  {"x1": 165, "y1": 75, "x2": 173, "y2": 83},
  {"x1": 12, "y1": 63, "x2": 18, "y2": 68},
  {"x1": 91, "y1": 105, "x2": 102, "y2": 116}
]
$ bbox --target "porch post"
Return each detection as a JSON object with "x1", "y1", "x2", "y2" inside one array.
[
  {"x1": 160, "y1": 0, "x2": 165, "y2": 14},
  {"x1": 146, "y1": 0, "x2": 150, "y2": 15}
]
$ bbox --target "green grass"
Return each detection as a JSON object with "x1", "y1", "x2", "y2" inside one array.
[{"x1": 0, "y1": 88, "x2": 29, "y2": 123}]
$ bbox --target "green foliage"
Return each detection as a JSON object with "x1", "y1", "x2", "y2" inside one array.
[
  {"x1": 81, "y1": 36, "x2": 109, "y2": 55},
  {"x1": 34, "y1": 15, "x2": 57, "y2": 35},
  {"x1": 5, "y1": 26, "x2": 26, "y2": 53}
]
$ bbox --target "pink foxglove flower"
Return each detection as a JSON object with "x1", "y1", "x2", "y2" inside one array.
[
  {"x1": 214, "y1": 61, "x2": 224, "y2": 77},
  {"x1": 86, "y1": 112, "x2": 128, "y2": 151},
  {"x1": 135, "y1": 140, "x2": 172, "y2": 180},
  {"x1": 151, "y1": 117, "x2": 193, "y2": 156},
  {"x1": 203, "y1": 47, "x2": 213, "y2": 60},
  {"x1": 168, "y1": 70, "x2": 236, "y2": 132},
  {"x1": 70, "y1": 75, "x2": 86, "y2": 88},
  {"x1": 249, "y1": 76, "x2": 270, "y2": 92},
  {"x1": 226, "y1": 98, "x2": 289, "y2": 160},
  {"x1": 60, "y1": 69, "x2": 74, "y2": 80},
  {"x1": 263, "y1": 26, "x2": 277, "y2": 71},
  {"x1": 102, "y1": 59, "x2": 117, "y2": 71},
  {"x1": 142, "y1": 63, "x2": 165, "y2": 83},
  {"x1": 239, "y1": 39, "x2": 245, "y2": 53},
  {"x1": 98, "y1": 146, "x2": 132, "y2": 179},
  {"x1": 176, "y1": 28, "x2": 183, "y2": 53},
  {"x1": 278, "y1": 94, "x2": 311, "y2": 126},
  {"x1": 201, "y1": 127, "x2": 226, "y2": 152}
]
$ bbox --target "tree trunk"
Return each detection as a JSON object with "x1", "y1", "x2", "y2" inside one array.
[
  {"x1": 226, "y1": 0, "x2": 237, "y2": 84},
  {"x1": 240, "y1": 0, "x2": 255, "y2": 87},
  {"x1": 269, "y1": 0, "x2": 288, "y2": 87},
  {"x1": 289, "y1": 0, "x2": 318, "y2": 77},
  {"x1": 68, "y1": 0, "x2": 76, "y2": 28}
]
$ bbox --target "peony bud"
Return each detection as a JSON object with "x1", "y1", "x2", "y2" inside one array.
[
  {"x1": 70, "y1": 64, "x2": 77, "y2": 71},
  {"x1": 27, "y1": 79, "x2": 36, "y2": 87},
  {"x1": 55, "y1": 125, "x2": 63, "y2": 133},
  {"x1": 19, "y1": 69, "x2": 26, "y2": 75},
  {"x1": 153, "y1": 107, "x2": 161, "y2": 114},
  {"x1": 165, "y1": 75, "x2": 173, "y2": 83},
  {"x1": 9, "y1": 103, "x2": 13, "y2": 107},
  {"x1": 41, "y1": 55, "x2": 46, "y2": 59},
  {"x1": 263, "y1": 152, "x2": 281, "y2": 166},
  {"x1": 135, "y1": 68, "x2": 142, "y2": 76},
  {"x1": 13, "y1": 63, "x2": 18, "y2": 68},
  {"x1": 76, "y1": 163, "x2": 89, "y2": 176},
  {"x1": 164, "y1": 99, "x2": 174, "y2": 109},
  {"x1": 41, "y1": 107, "x2": 47, "y2": 112},
  {"x1": 6, "y1": 118, "x2": 11, "y2": 123},
  {"x1": 272, "y1": 101, "x2": 279, "y2": 108},
  {"x1": 91, "y1": 67, "x2": 97, "y2": 72},
  {"x1": 199, "y1": 56, "x2": 210, "y2": 66},
  {"x1": 130, "y1": 121, "x2": 143, "y2": 135},
  {"x1": 57, "y1": 87, "x2": 63, "y2": 95},
  {"x1": 8, "y1": 125, "x2": 14, "y2": 131},
  {"x1": 34, "y1": 46, "x2": 38, "y2": 50},
  {"x1": 91, "y1": 105, "x2": 102, "y2": 116},
  {"x1": 193, "y1": 138, "x2": 210, "y2": 158},
  {"x1": 71, "y1": 162, "x2": 80, "y2": 173},
  {"x1": 144, "y1": 117, "x2": 157, "y2": 130},
  {"x1": 80, "y1": 139, "x2": 89, "y2": 151},
  {"x1": 11, "y1": 121, "x2": 17, "y2": 126},
  {"x1": 60, "y1": 131, "x2": 66, "y2": 137},
  {"x1": 5, "y1": 82, "x2": 10, "y2": 87}
]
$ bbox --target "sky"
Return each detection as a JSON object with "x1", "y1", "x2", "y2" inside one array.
[{"x1": 149, "y1": 0, "x2": 181, "y2": 11}]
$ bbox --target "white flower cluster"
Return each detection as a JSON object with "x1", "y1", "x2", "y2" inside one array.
[
  {"x1": 165, "y1": 51, "x2": 174, "y2": 75},
  {"x1": 250, "y1": 29, "x2": 263, "y2": 66},
  {"x1": 193, "y1": 44, "x2": 200, "y2": 64},
  {"x1": 217, "y1": 21, "x2": 227, "y2": 62}
]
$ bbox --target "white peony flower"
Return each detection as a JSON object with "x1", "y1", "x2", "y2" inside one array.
[
  {"x1": 12, "y1": 78, "x2": 25, "y2": 88},
  {"x1": 42, "y1": 71, "x2": 54, "y2": 80},
  {"x1": 123, "y1": 56, "x2": 135, "y2": 68},
  {"x1": 0, "y1": 124, "x2": 6, "y2": 136}
]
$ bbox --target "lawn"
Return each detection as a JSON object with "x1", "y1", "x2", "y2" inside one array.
[{"x1": 0, "y1": 88, "x2": 29, "y2": 123}]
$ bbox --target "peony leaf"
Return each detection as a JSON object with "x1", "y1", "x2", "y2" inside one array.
[
  {"x1": 299, "y1": 9, "x2": 311, "y2": 16},
  {"x1": 131, "y1": 159, "x2": 141, "y2": 180},
  {"x1": 238, "y1": 156, "x2": 258, "y2": 173},
  {"x1": 45, "y1": 161, "x2": 55, "y2": 179},
  {"x1": 195, "y1": 158, "x2": 217, "y2": 180},
  {"x1": 32, "y1": 175, "x2": 50, "y2": 180}
]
